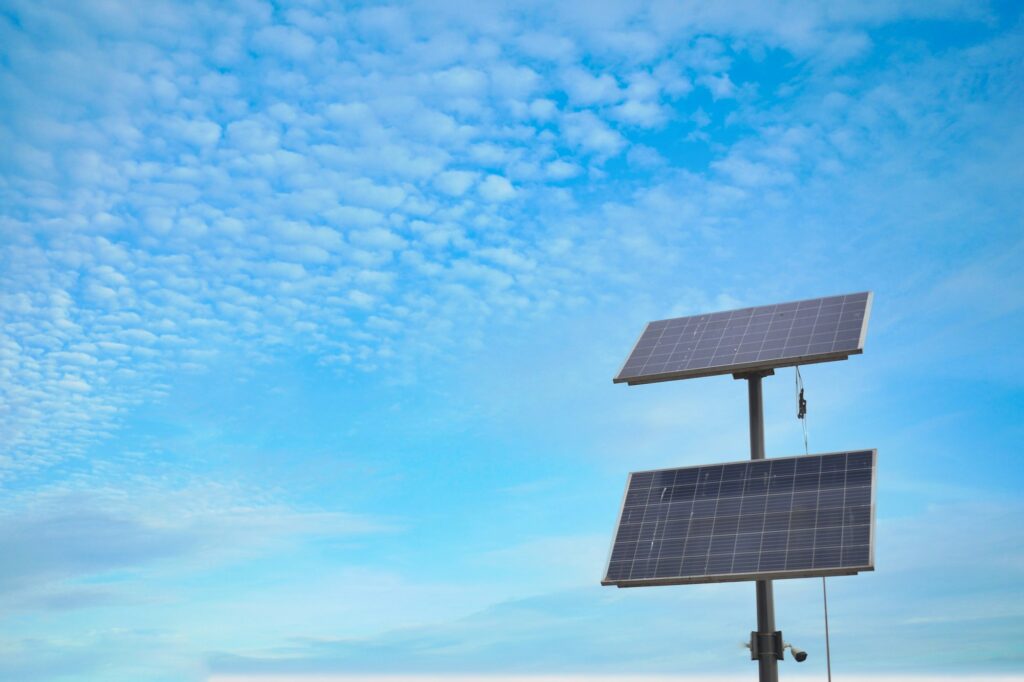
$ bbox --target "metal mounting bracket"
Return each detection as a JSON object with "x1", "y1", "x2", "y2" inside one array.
[
  {"x1": 749, "y1": 630, "x2": 785, "y2": 661},
  {"x1": 733, "y1": 369, "x2": 775, "y2": 380}
]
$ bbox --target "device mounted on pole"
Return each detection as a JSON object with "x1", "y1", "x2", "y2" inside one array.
[{"x1": 603, "y1": 292, "x2": 876, "y2": 682}]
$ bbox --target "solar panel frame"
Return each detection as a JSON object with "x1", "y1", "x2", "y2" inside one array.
[
  {"x1": 613, "y1": 292, "x2": 873, "y2": 386},
  {"x1": 601, "y1": 449, "x2": 877, "y2": 588}
]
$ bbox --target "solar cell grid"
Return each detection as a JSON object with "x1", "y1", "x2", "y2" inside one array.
[
  {"x1": 614, "y1": 292, "x2": 872, "y2": 385},
  {"x1": 603, "y1": 450, "x2": 876, "y2": 587}
]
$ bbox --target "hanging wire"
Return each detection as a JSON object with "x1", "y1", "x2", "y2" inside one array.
[
  {"x1": 795, "y1": 366, "x2": 809, "y2": 456},
  {"x1": 796, "y1": 367, "x2": 832, "y2": 681},
  {"x1": 823, "y1": 575, "x2": 833, "y2": 682}
]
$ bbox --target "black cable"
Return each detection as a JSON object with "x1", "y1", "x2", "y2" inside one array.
[
  {"x1": 823, "y1": 576, "x2": 833, "y2": 682},
  {"x1": 795, "y1": 367, "x2": 808, "y2": 456}
]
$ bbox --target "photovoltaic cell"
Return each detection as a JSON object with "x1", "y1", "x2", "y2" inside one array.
[
  {"x1": 613, "y1": 292, "x2": 872, "y2": 385},
  {"x1": 602, "y1": 450, "x2": 876, "y2": 587}
]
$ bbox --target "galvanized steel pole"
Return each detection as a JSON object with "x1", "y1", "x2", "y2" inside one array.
[{"x1": 747, "y1": 372, "x2": 779, "y2": 682}]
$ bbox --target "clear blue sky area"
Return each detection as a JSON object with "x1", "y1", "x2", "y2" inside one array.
[{"x1": 1, "y1": 1, "x2": 1022, "y2": 681}]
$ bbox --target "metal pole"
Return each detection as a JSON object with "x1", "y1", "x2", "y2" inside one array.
[
  {"x1": 748, "y1": 374, "x2": 766, "y2": 460},
  {"x1": 747, "y1": 372, "x2": 779, "y2": 682}
]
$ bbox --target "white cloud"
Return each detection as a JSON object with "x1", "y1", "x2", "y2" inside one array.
[
  {"x1": 610, "y1": 99, "x2": 667, "y2": 127},
  {"x1": 252, "y1": 25, "x2": 319, "y2": 61},
  {"x1": 711, "y1": 156, "x2": 795, "y2": 187},
  {"x1": 350, "y1": 227, "x2": 408, "y2": 251},
  {"x1": 271, "y1": 221, "x2": 344, "y2": 251},
  {"x1": 517, "y1": 32, "x2": 577, "y2": 61},
  {"x1": 166, "y1": 117, "x2": 221, "y2": 148},
  {"x1": 544, "y1": 159, "x2": 581, "y2": 180},
  {"x1": 467, "y1": 141, "x2": 511, "y2": 166},
  {"x1": 0, "y1": 0, "x2": 1019, "y2": 531},
  {"x1": 324, "y1": 102, "x2": 379, "y2": 129},
  {"x1": 226, "y1": 119, "x2": 280, "y2": 153},
  {"x1": 432, "y1": 66, "x2": 489, "y2": 96},
  {"x1": 698, "y1": 72, "x2": 738, "y2": 100},
  {"x1": 491, "y1": 64, "x2": 541, "y2": 100},
  {"x1": 478, "y1": 174, "x2": 517, "y2": 202},
  {"x1": 338, "y1": 177, "x2": 407, "y2": 210},
  {"x1": 476, "y1": 247, "x2": 536, "y2": 271},
  {"x1": 652, "y1": 62, "x2": 693, "y2": 97},
  {"x1": 561, "y1": 66, "x2": 622, "y2": 105},
  {"x1": 0, "y1": 481, "x2": 390, "y2": 613},
  {"x1": 562, "y1": 111, "x2": 626, "y2": 158},
  {"x1": 528, "y1": 98, "x2": 558, "y2": 121},
  {"x1": 355, "y1": 5, "x2": 413, "y2": 44},
  {"x1": 434, "y1": 170, "x2": 478, "y2": 196}
]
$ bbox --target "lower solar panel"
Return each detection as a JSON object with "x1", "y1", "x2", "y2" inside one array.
[{"x1": 602, "y1": 450, "x2": 876, "y2": 587}]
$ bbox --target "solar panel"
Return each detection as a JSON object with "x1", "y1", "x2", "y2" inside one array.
[
  {"x1": 614, "y1": 292, "x2": 872, "y2": 385},
  {"x1": 602, "y1": 450, "x2": 876, "y2": 587}
]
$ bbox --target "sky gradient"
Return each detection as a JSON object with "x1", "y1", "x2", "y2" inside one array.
[{"x1": 1, "y1": 1, "x2": 1023, "y2": 681}]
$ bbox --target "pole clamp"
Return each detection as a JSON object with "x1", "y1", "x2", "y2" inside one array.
[
  {"x1": 749, "y1": 630, "x2": 785, "y2": 661},
  {"x1": 732, "y1": 369, "x2": 775, "y2": 380}
]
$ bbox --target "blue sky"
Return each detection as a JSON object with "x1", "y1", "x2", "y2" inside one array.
[{"x1": 1, "y1": 0, "x2": 1022, "y2": 680}]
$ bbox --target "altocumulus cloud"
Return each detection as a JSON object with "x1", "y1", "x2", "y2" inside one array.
[{"x1": 1, "y1": 0, "x2": 1013, "y2": 478}]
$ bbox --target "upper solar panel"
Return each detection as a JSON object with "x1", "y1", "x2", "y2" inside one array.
[
  {"x1": 614, "y1": 292, "x2": 872, "y2": 385},
  {"x1": 602, "y1": 450, "x2": 876, "y2": 588}
]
